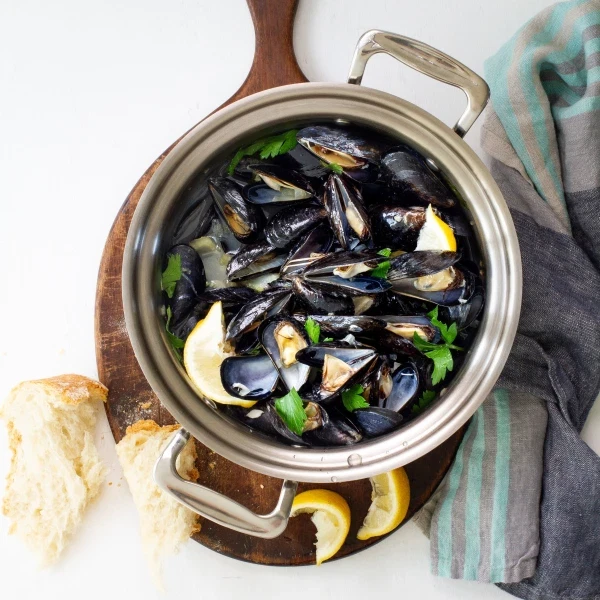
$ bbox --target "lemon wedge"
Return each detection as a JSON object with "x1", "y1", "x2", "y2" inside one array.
[
  {"x1": 415, "y1": 204, "x2": 457, "y2": 252},
  {"x1": 183, "y1": 301, "x2": 256, "y2": 408},
  {"x1": 356, "y1": 467, "x2": 410, "y2": 540},
  {"x1": 291, "y1": 489, "x2": 351, "y2": 565}
]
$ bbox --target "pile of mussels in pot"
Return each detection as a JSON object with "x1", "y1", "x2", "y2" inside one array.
[{"x1": 162, "y1": 124, "x2": 485, "y2": 447}]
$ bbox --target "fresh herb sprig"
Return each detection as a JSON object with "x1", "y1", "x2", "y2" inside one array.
[
  {"x1": 412, "y1": 306, "x2": 463, "y2": 385},
  {"x1": 412, "y1": 390, "x2": 436, "y2": 415},
  {"x1": 321, "y1": 161, "x2": 344, "y2": 175},
  {"x1": 304, "y1": 317, "x2": 321, "y2": 344},
  {"x1": 161, "y1": 254, "x2": 182, "y2": 298},
  {"x1": 274, "y1": 387, "x2": 307, "y2": 435},
  {"x1": 342, "y1": 384, "x2": 370, "y2": 411},
  {"x1": 370, "y1": 248, "x2": 392, "y2": 279},
  {"x1": 165, "y1": 306, "x2": 185, "y2": 359},
  {"x1": 227, "y1": 130, "x2": 298, "y2": 175}
]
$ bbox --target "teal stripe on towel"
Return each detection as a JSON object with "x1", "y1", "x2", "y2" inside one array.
[
  {"x1": 463, "y1": 409, "x2": 486, "y2": 579},
  {"x1": 436, "y1": 420, "x2": 476, "y2": 577},
  {"x1": 489, "y1": 389, "x2": 512, "y2": 581}
]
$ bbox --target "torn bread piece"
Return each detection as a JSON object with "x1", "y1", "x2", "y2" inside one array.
[
  {"x1": 116, "y1": 420, "x2": 200, "y2": 588},
  {"x1": 1, "y1": 374, "x2": 108, "y2": 565}
]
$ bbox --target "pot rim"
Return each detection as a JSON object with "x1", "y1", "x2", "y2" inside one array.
[{"x1": 122, "y1": 82, "x2": 522, "y2": 483}]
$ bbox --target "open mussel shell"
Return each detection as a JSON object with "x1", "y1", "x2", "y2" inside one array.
[
  {"x1": 391, "y1": 266, "x2": 476, "y2": 306},
  {"x1": 259, "y1": 316, "x2": 311, "y2": 392},
  {"x1": 303, "y1": 249, "x2": 387, "y2": 278},
  {"x1": 247, "y1": 164, "x2": 314, "y2": 201},
  {"x1": 351, "y1": 407, "x2": 404, "y2": 437},
  {"x1": 225, "y1": 285, "x2": 293, "y2": 340},
  {"x1": 387, "y1": 250, "x2": 461, "y2": 281},
  {"x1": 226, "y1": 241, "x2": 277, "y2": 280},
  {"x1": 369, "y1": 204, "x2": 427, "y2": 250},
  {"x1": 382, "y1": 363, "x2": 420, "y2": 413},
  {"x1": 295, "y1": 315, "x2": 386, "y2": 338},
  {"x1": 172, "y1": 198, "x2": 216, "y2": 245},
  {"x1": 166, "y1": 244, "x2": 206, "y2": 327},
  {"x1": 236, "y1": 401, "x2": 306, "y2": 446},
  {"x1": 439, "y1": 282, "x2": 485, "y2": 329},
  {"x1": 383, "y1": 315, "x2": 440, "y2": 343},
  {"x1": 366, "y1": 357, "x2": 394, "y2": 406},
  {"x1": 198, "y1": 286, "x2": 257, "y2": 305},
  {"x1": 303, "y1": 406, "x2": 363, "y2": 446},
  {"x1": 297, "y1": 342, "x2": 378, "y2": 402},
  {"x1": 281, "y1": 222, "x2": 335, "y2": 275},
  {"x1": 361, "y1": 328, "x2": 420, "y2": 358},
  {"x1": 323, "y1": 174, "x2": 371, "y2": 249},
  {"x1": 291, "y1": 276, "x2": 355, "y2": 315},
  {"x1": 220, "y1": 354, "x2": 279, "y2": 401},
  {"x1": 297, "y1": 125, "x2": 387, "y2": 182},
  {"x1": 381, "y1": 145, "x2": 456, "y2": 208},
  {"x1": 264, "y1": 204, "x2": 327, "y2": 249},
  {"x1": 208, "y1": 177, "x2": 265, "y2": 243},
  {"x1": 306, "y1": 275, "x2": 391, "y2": 297}
]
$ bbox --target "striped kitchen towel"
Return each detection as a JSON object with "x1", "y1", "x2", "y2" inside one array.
[{"x1": 415, "y1": 1, "x2": 600, "y2": 598}]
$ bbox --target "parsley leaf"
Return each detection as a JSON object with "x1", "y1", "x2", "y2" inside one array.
[
  {"x1": 274, "y1": 388, "x2": 307, "y2": 435},
  {"x1": 227, "y1": 130, "x2": 298, "y2": 175},
  {"x1": 427, "y1": 306, "x2": 458, "y2": 345},
  {"x1": 342, "y1": 384, "x2": 370, "y2": 411},
  {"x1": 320, "y1": 161, "x2": 343, "y2": 175},
  {"x1": 370, "y1": 248, "x2": 392, "y2": 279},
  {"x1": 413, "y1": 309, "x2": 463, "y2": 385},
  {"x1": 323, "y1": 337, "x2": 334, "y2": 342},
  {"x1": 304, "y1": 317, "x2": 321, "y2": 344},
  {"x1": 165, "y1": 306, "x2": 185, "y2": 360},
  {"x1": 161, "y1": 253, "x2": 182, "y2": 299},
  {"x1": 412, "y1": 390, "x2": 437, "y2": 415}
]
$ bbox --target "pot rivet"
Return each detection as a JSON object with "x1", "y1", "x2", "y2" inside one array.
[
  {"x1": 402, "y1": 441, "x2": 408, "y2": 447},
  {"x1": 330, "y1": 476, "x2": 338, "y2": 482}
]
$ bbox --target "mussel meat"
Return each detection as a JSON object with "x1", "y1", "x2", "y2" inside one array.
[
  {"x1": 303, "y1": 250, "x2": 387, "y2": 279},
  {"x1": 208, "y1": 177, "x2": 265, "y2": 243},
  {"x1": 381, "y1": 145, "x2": 456, "y2": 208},
  {"x1": 303, "y1": 406, "x2": 363, "y2": 446},
  {"x1": 259, "y1": 316, "x2": 311, "y2": 392},
  {"x1": 383, "y1": 315, "x2": 440, "y2": 343}
]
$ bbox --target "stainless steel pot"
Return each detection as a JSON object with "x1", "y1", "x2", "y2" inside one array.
[{"x1": 123, "y1": 31, "x2": 521, "y2": 538}]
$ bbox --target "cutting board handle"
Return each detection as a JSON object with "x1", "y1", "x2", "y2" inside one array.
[{"x1": 226, "y1": 0, "x2": 308, "y2": 105}]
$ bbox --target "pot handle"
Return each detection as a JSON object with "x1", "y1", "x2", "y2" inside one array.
[
  {"x1": 347, "y1": 30, "x2": 489, "y2": 137},
  {"x1": 154, "y1": 428, "x2": 298, "y2": 539}
]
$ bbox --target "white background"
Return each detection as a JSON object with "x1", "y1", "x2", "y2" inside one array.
[{"x1": 2, "y1": 1, "x2": 599, "y2": 599}]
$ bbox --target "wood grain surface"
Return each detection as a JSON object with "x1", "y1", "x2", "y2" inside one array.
[{"x1": 94, "y1": 0, "x2": 465, "y2": 566}]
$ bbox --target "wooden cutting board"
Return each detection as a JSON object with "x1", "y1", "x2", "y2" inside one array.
[{"x1": 94, "y1": 0, "x2": 465, "y2": 565}]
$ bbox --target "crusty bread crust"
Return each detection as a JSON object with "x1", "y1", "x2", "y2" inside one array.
[{"x1": 8, "y1": 374, "x2": 108, "y2": 407}]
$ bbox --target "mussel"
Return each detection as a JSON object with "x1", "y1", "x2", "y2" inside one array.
[
  {"x1": 296, "y1": 342, "x2": 377, "y2": 402},
  {"x1": 198, "y1": 286, "x2": 257, "y2": 305},
  {"x1": 295, "y1": 315, "x2": 386, "y2": 338},
  {"x1": 323, "y1": 174, "x2": 371, "y2": 249},
  {"x1": 225, "y1": 285, "x2": 293, "y2": 340},
  {"x1": 259, "y1": 316, "x2": 311, "y2": 392},
  {"x1": 351, "y1": 407, "x2": 403, "y2": 437},
  {"x1": 303, "y1": 250, "x2": 387, "y2": 279},
  {"x1": 238, "y1": 401, "x2": 306, "y2": 445},
  {"x1": 381, "y1": 363, "x2": 420, "y2": 413},
  {"x1": 208, "y1": 177, "x2": 265, "y2": 243},
  {"x1": 291, "y1": 276, "x2": 355, "y2": 315},
  {"x1": 281, "y1": 222, "x2": 335, "y2": 275},
  {"x1": 264, "y1": 205, "x2": 328, "y2": 249},
  {"x1": 220, "y1": 354, "x2": 279, "y2": 400},
  {"x1": 383, "y1": 315, "x2": 440, "y2": 343},
  {"x1": 381, "y1": 145, "x2": 456, "y2": 208},
  {"x1": 297, "y1": 125, "x2": 389, "y2": 182},
  {"x1": 387, "y1": 250, "x2": 461, "y2": 281},
  {"x1": 166, "y1": 244, "x2": 206, "y2": 327},
  {"x1": 245, "y1": 164, "x2": 314, "y2": 202},
  {"x1": 305, "y1": 274, "x2": 391, "y2": 297},
  {"x1": 303, "y1": 406, "x2": 363, "y2": 446},
  {"x1": 369, "y1": 204, "x2": 427, "y2": 250}
]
